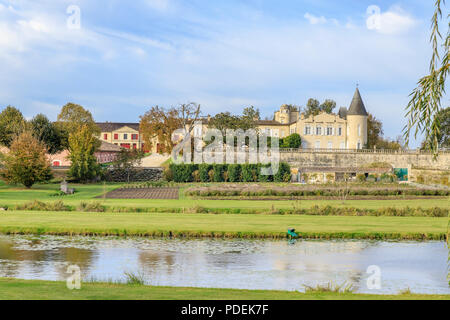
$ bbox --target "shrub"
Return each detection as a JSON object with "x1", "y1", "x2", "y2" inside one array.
[
  {"x1": 163, "y1": 168, "x2": 173, "y2": 182},
  {"x1": 199, "y1": 164, "x2": 212, "y2": 182},
  {"x1": 192, "y1": 170, "x2": 201, "y2": 182},
  {"x1": 242, "y1": 164, "x2": 257, "y2": 182},
  {"x1": 274, "y1": 162, "x2": 291, "y2": 182},
  {"x1": 77, "y1": 201, "x2": 105, "y2": 212},
  {"x1": 258, "y1": 164, "x2": 273, "y2": 182},
  {"x1": 228, "y1": 164, "x2": 242, "y2": 182},
  {"x1": 170, "y1": 164, "x2": 196, "y2": 183},
  {"x1": 213, "y1": 164, "x2": 226, "y2": 182},
  {"x1": 356, "y1": 174, "x2": 366, "y2": 182}
]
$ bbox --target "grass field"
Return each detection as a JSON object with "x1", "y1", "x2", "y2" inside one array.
[
  {"x1": 0, "y1": 183, "x2": 449, "y2": 211},
  {"x1": 0, "y1": 211, "x2": 447, "y2": 239},
  {"x1": 0, "y1": 279, "x2": 448, "y2": 300}
]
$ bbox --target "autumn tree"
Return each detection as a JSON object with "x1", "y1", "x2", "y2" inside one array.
[
  {"x1": 57, "y1": 103, "x2": 99, "y2": 147},
  {"x1": 140, "y1": 103, "x2": 201, "y2": 154},
  {"x1": 0, "y1": 106, "x2": 27, "y2": 147},
  {"x1": 405, "y1": 0, "x2": 449, "y2": 155},
  {"x1": 0, "y1": 131, "x2": 52, "y2": 188},
  {"x1": 68, "y1": 125, "x2": 101, "y2": 182},
  {"x1": 30, "y1": 114, "x2": 65, "y2": 154}
]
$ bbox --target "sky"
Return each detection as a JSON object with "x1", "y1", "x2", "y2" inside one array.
[{"x1": 0, "y1": 0, "x2": 447, "y2": 147}]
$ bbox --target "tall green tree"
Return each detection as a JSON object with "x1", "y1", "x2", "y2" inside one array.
[
  {"x1": 0, "y1": 131, "x2": 52, "y2": 188},
  {"x1": 405, "y1": 0, "x2": 449, "y2": 154},
  {"x1": 68, "y1": 125, "x2": 101, "y2": 182},
  {"x1": 320, "y1": 99, "x2": 337, "y2": 114},
  {"x1": 366, "y1": 113, "x2": 384, "y2": 149},
  {"x1": 30, "y1": 114, "x2": 65, "y2": 154},
  {"x1": 0, "y1": 106, "x2": 27, "y2": 147},
  {"x1": 304, "y1": 99, "x2": 336, "y2": 117}
]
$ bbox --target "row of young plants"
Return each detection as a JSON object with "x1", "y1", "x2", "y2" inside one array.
[
  {"x1": 7, "y1": 200, "x2": 449, "y2": 217},
  {"x1": 166, "y1": 163, "x2": 292, "y2": 183},
  {"x1": 186, "y1": 188, "x2": 450, "y2": 197}
]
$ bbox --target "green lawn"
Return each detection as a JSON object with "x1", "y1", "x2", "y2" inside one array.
[
  {"x1": 0, "y1": 279, "x2": 448, "y2": 300},
  {"x1": 0, "y1": 183, "x2": 448, "y2": 211},
  {"x1": 0, "y1": 211, "x2": 447, "y2": 239}
]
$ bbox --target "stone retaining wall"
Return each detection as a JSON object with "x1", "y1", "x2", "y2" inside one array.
[{"x1": 103, "y1": 168, "x2": 163, "y2": 182}]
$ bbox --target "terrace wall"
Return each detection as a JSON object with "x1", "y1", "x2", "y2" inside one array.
[{"x1": 279, "y1": 149, "x2": 450, "y2": 171}]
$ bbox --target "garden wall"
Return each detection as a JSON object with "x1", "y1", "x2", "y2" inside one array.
[{"x1": 103, "y1": 168, "x2": 163, "y2": 182}]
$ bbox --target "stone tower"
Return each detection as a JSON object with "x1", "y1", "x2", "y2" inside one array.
[{"x1": 346, "y1": 88, "x2": 368, "y2": 149}]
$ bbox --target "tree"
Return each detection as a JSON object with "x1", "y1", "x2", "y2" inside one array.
[
  {"x1": 68, "y1": 125, "x2": 101, "y2": 182},
  {"x1": 320, "y1": 99, "x2": 337, "y2": 114},
  {"x1": 304, "y1": 99, "x2": 336, "y2": 117},
  {"x1": 140, "y1": 103, "x2": 202, "y2": 154},
  {"x1": 57, "y1": 103, "x2": 99, "y2": 147},
  {"x1": 112, "y1": 149, "x2": 144, "y2": 183},
  {"x1": 404, "y1": 0, "x2": 449, "y2": 155},
  {"x1": 304, "y1": 98, "x2": 320, "y2": 117},
  {"x1": 366, "y1": 113, "x2": 384, "y2": 149},
  {"x1": 281, "y1": 133, "x2": 302, "y2": 149},
  {"x1": 242, "y1": 106, "x2": 260, "y2": 129},
  {"x1": 208, "y1": 112, "x2": 242, "y2": 136},
  {"x1": 30, "y1": 114, "x2": 65, "y2": 154},
  {"x1": 0, "y1": 106, "x2": 27, "y2": 147},
  {"x1": 0, "y1": 132, "x2": 52, "y2": 188}
]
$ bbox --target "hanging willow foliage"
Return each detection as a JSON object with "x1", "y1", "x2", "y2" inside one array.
[{"x1": 405, "y1": 0, "x2": 449, "y2": 156}]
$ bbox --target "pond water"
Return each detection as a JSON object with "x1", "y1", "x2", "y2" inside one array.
[{"x1": 0, "y1": 235, "x2": 448, "y2": 294}]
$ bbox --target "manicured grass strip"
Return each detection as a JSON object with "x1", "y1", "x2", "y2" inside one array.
[
  {"x1": 1, "y1": 183, "x2": 449, "y2": 210},
  {"x1": 0, "y1": 279, "x2": 448, "y2": 300},
  {"x1": 0, "y1": 212, "x2": 447, "y2": 240}
]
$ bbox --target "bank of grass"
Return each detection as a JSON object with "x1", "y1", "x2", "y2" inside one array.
[
  {"x1": 0, "y1": 278, "x2": 448, "y2": 300},
  {"x1": 0, "y1": 211, "x2": 447, "y2": 240}
]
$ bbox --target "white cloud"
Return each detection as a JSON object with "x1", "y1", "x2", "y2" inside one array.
[
  {"x1": 366, "y1": 6, "x2": 417, "y2": 35},
  {"x1": 145, "y1": 0, "x2": 170, "y2": 12},
  {"x1": 304, "y1": 13, "x2": 327, "y2": 25}
]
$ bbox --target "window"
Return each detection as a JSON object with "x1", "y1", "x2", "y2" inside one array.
[
  {"x1": 316, "y1": 126, "x2": 322, "y2": 136},
  {"x1": 305, "y1": 126, "x2": 311, "y2": 135},
  {"x1": 120, "y1": 143, "x2": 130, "y2": 149},
  {"x1": 328, "y1": 141, "x2": 333, "y2": 149},
  {"x1": 133, "y1": 143, "x2": 137, "y2": 149},
  {"x1": 315, "y1": 141, "x2": 320, "y2": 149},
  {"x1": 114, "y1": 133, "x2": 118, "y2": 140},
  {"x1": 290, "y1": 128, "x2": 295, "y2": 134},
  {"x1": 52, "y1": 160, "x2": 61, "y2": 167},
  {"x1": 103, "y1": 134, "x2": 108, "y2": 140},
  {"x1": 358, "y1": 124, "x2": 361, "y2": 137},
  {"x1": 123, "y1": 134, "x2": 128, "y2": 140},
  {"x1": 326, "y1": 127, "x2": 333, "y2": 136},
  {"x1": 357, "y1": 141, "x2": 361, "y2": 149},
  {"x1": 338, "y1": 127, "x2": 342, "y2": 136},
  {"x1": 340, "y1": 142, "x2": 345, "y2": 149},
  {"x1": 132, "y1": 134, "x2": 139, "y2": 140}
]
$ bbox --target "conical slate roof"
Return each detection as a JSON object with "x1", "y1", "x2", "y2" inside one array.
[{"x1": 347, "y1": 88, "x2": 368, "y2": 116}]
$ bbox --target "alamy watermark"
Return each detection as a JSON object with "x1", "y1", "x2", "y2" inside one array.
[
  {"x1": 171, "y1": 122, "x2": 280, "y2": 175},
  {"x1": 67, "y1": 5, "x2": 81, "y2": 30},
  {"x1": 66, "y1": 265, "x2": 81, "y2": 290}
]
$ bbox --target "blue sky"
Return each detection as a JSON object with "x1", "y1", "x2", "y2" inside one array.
[{"x1": 0, "y1": 0, "x2": 446, "y2": 146}]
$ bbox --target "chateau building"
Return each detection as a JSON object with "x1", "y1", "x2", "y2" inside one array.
[
  {"x1": 258, "y1": 88, "x2": 369, "y2": 150},
  {"x1": 97, "y1": 88, "x2": 369, "y2": 153}
]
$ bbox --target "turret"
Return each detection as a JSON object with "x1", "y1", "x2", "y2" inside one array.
[{"x1": 346, "y1": 88, "x2": 368, "y2": 149}]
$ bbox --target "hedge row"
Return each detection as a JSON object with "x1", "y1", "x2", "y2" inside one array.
[
  {"x1": 7, "y1": 201, "x2": 449, "y2": 217},
  {"x1": 186, "y1": 188, "x2": 450, "y2": 197},
  {"x1": 167, "y1": 163, "x2": 291, "y2": 183}
]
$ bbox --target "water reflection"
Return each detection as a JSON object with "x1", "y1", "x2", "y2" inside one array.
[{"x1": 0, "y1": 235, "x2": 448, "y2": 294}]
